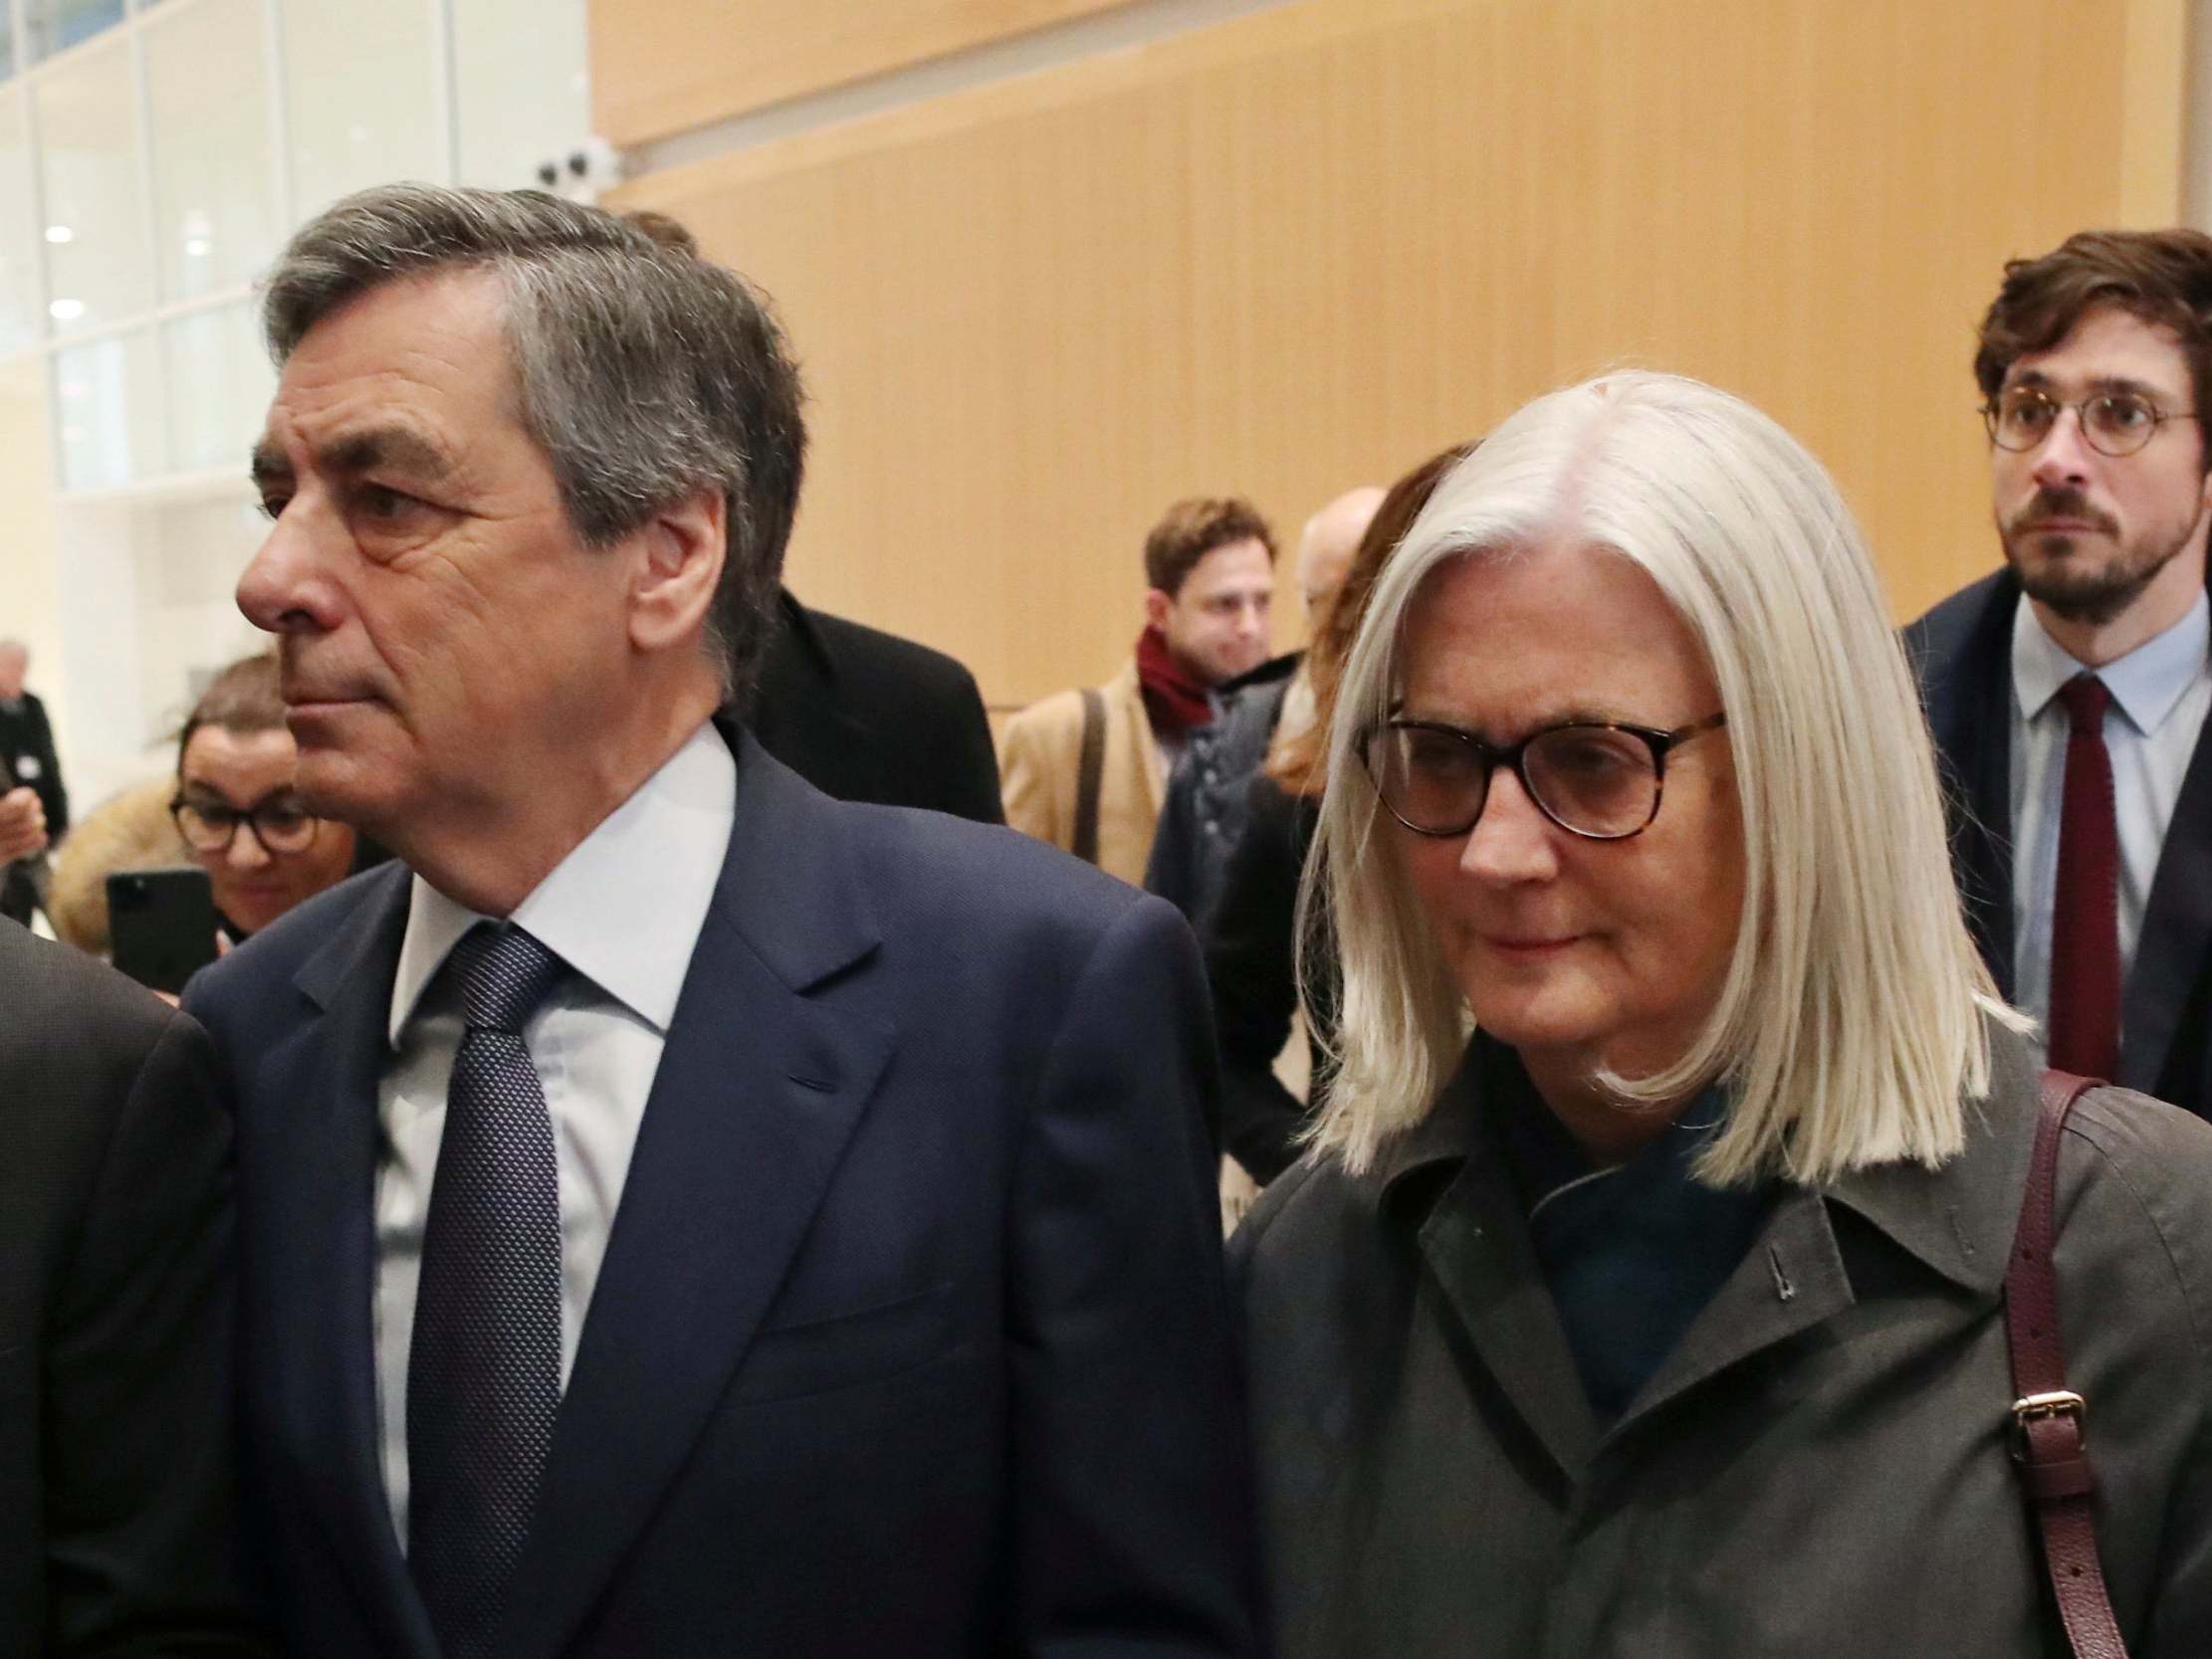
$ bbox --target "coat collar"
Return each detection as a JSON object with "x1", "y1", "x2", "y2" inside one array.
[
  {"x1": 1381, "y1": 1022, "x2": 2041, "y2": 1299},
  {"x1": 1821, "y1": 1019, "x2": 2041, "y2": 1299},
  {"x1": 1372, "y1": 1021, "x2": 2045, "y2": 1468}
]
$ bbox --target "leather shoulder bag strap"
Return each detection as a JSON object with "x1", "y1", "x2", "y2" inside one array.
[
  {"x1": 1072, "y1": 687, "x2": 1106, "y2": 867},
  {"x1": 2005, "y1": 1068, "x2": 2129, "y2": 1659}
]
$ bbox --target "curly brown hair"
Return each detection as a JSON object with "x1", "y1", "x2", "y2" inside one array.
[{"x1": 1974, "y1": 228, "x2": 2212, "y2": 460}]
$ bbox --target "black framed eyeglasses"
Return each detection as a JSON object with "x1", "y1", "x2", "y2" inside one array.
[
  {"x1": 1982, "y1": 387, "x2": 2197, "y2": 459},
  {"x1": 1360, "y1": 712, "x2": 1727, "y2": 840},
  {"x1": 170, "y1": 794, "x2": 323, "y2": 856}
]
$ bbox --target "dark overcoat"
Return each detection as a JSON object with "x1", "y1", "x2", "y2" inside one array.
[{"x1": 1232, "y1": 1024, "x2": 2212, "y2": 1657}]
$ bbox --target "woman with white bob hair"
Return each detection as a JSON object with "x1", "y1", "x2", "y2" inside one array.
[{"x1": 1231, "y1": 370, "x2": 2212, "y2": 1657}]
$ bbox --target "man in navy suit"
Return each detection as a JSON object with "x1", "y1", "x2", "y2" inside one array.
[
  {"x1": 1906, "y1": 227, "x2": 2212, "y2": 1114},
  {"x1": 187, "y1": 184, "x2": 1255, "y2": 1659}
]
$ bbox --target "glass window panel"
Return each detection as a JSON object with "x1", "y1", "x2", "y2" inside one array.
[
  {"x1": 35, "y1": 37, "x2": 150, "y2": 335},
  {"x1": 54, "y1": 328, "x2": 163, "y2": 490},
  {"x1": 163, "y1": 301, "x2": 271, "y2": 475},
  {"x1": 280, "y1": 0, "x2": 444, "y2": 220},
  {"x1": 23, "y1": 0, "x2": 126, "y2": 63},
  {"x1": 0, "y1": 90, "x2": 39, "y2": 357},
  {"x1": 145, "y1": 0, "x2": 276, "y2": 301},
  {"x1": 451, "y1": 0, "x2": 587, "y2": 188},
  {"x1": 0, "y1": 12, "x2": 16, "y2": 83}
]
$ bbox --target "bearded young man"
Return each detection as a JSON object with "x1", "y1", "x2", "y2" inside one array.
[{"x1": 1907, "y1": 227, "x2": 2212, "y2": 1117}]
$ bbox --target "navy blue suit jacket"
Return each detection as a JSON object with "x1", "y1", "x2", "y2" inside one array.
[
  {"x1": 1904, "y1": 569, "x2": 2212, "y2": 1113},
  {"x1": 185, "y1": 724, "x2": 1258, "y2": 1659}
]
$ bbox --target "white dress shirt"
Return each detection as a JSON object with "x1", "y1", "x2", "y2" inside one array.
[
  {"x1": 2010, "y1": 591, "x2": 2212, "y2": 1061},
  {"x1": 373, "y1": 721, "x2": 736, "y2": 1546}
]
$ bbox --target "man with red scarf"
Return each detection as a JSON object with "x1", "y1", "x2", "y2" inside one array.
[{"x1": 1001, "y1": 498, "x2": 1276, "y2": 885}]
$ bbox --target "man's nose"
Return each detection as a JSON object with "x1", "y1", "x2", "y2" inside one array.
[
  {"x1": 1458, "y1": 768, "x2": 1560, "y2": 885},
  {"x1": 237, "y1": 507, "x2": 339, "y2": 638},
  {"x1": 2029, "y1": 408, "x2": 2096, "y2": 488}
]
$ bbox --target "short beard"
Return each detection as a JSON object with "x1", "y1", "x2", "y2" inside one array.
[{"x1": 2001, "y1": 488, "x2": 2195, "y2": 626}]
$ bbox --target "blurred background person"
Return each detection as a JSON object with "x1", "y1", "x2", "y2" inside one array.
[
  {"x1": 170, "y1": 654, "x2": 358, "y2": 943},
  {"x1": 1148, "y1": 484, "x2": 1383, "y2": 929},
  {"x1": 1234, "y1": 371, "x2": 2212, "y2": 1656},
  {"x1": 0, "y1": 638, "x2": 62, "y2": 928},
  {"x1": 1000, "y1": 496, "x2": 1276, "y2": 884},
  {"x1": 1205, "y1": 446, "x2": 1467, "y2": 1187},
  {"x1": 49, "y1": 654, "x2": 360, "y2": 958},
  {"x1": 46, "y1": 777, "x2": 185, "y2": 957}
]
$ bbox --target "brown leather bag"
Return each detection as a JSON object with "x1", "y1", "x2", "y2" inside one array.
[{"x1": 2004, "y1": 1070, "x2": 2129, "y2": 1658}]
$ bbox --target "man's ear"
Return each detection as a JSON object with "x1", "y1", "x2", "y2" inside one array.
[
  {"x1": 628, "y1": 487, "x2": 727, "y2": 656},
  {"x1": 1142, "y1": 587, "x2": 1173, "y2": 635}
]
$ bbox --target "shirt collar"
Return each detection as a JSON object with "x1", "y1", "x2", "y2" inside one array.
[
  {"x1": 386, "y1": 721, "x2": 737, "y2": 1045},
  {"x1": 2012, "y1": 587, "x2": 2210, "y2": 736}
]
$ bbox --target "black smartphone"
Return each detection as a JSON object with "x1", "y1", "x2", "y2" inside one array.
[{"x1": 108, "y1": 866, "x2": 218, "y2": 994}]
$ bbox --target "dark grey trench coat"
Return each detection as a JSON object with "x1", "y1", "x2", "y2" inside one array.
[{"x1": 1231, "y1": 1025, "x2": 2212, "y2": 1657}]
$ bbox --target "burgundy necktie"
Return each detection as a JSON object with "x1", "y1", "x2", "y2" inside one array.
[{"x1": 2045, "y1": 674, "x2": 2120, "y2": 1079}]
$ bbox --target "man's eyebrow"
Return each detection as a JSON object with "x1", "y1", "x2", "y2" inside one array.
[
  {"x1": 247, "y1": 426, "x2": 458, "y2": 492},
  {"x1": 2006, "y1": 369, "x2": 2182, "y2": 403},
  {"x1": 321, "y1": 426, "x2": 458, "y2": 481},
  {"x1": 249, "y1": 442, "x2": 291, "y2": 491}
]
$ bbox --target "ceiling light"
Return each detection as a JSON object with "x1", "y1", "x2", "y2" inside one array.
[
  {"x1": 48, "y1": 298, "x2": 84, "y2": 321},
  {"x1": 44, "y1": 225, "x2": 72, "y2": 244}
]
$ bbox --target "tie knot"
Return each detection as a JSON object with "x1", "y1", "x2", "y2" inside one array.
[
  {"x1": 449, "y1": 925, "x2": 565, "y2": 1035},
  {"x1": 2057, "y1": 673, "x2": 2109, "y2": 736}
]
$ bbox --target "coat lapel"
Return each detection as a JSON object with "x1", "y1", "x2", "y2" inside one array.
[
  {"x1": 2122, "y1": 671, "x2": 2212, "y2": 1095},
  {"x1": 1383, "y1": 1051, "x2": 1600, "y2": 1483},
  {"x1": 271, "y1": 866, "x2": 441, "y2": 1659},
  {"x1": 503, "y1": 729, "x2": 893, "y2": 1659},
  {"x1": 1602, "y1": 1187, "x2": 1856, "y2": 1443},
  {"x1": 1913, "y1": 572, "x2": 2021, "y2": 999}
]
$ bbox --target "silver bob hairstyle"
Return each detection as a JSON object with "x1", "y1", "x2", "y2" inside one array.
[
  {"x1": 260, "y1": 183, "x2": 806, "y2": 708},
  {"x1": 1302, "y1": 370, "x2": 2020, "y2": 1185}
]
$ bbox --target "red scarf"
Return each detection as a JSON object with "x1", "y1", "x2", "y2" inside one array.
[{"x1": 1135, "y1": 626, "x2": 1217, "y2": 737}]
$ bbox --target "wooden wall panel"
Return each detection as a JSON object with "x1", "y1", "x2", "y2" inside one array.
[
  {"x1": 591, "y1": 0, "x2": 1130, "y2": 146},
  {"x1": 610, "y1": 0, "x2": 2184, "y2": 710}
]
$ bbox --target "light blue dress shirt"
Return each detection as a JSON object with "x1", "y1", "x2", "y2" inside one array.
[
  {"x1": 2010, "y1": 591, "x2": 2212, "y2": 1062},
  {"x1": 372, "y1": 721, "x2": 737, "y2": 1547}
]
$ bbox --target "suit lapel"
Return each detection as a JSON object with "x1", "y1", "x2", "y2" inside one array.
[
  {"x1": 2122, "y1": 663, "x2": 2212, "y2": 1095},
  {"x1": 504, "y1": 729, "x2": 893, "y2": 1659},
  {"x1": 271, "y1": 868, "x2": 441, "y2": 1659},
  {"x1": 1917, "y1": 574, "x2": 2021, "y2": 998}
]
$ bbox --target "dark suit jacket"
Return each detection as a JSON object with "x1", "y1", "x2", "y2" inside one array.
[
  {"x1": 748, "y1": 590, "x2": 1002, "y2": 823},
  {"x1": 184, "y1": 723, "x2": 1257, "y2": 1659},
  {"x1": 1903, "y1": 568, "x2": 2212, "y2": 1112},
  {"x1": 0, "y1": 919, "x2": 263, "y2": 1656},
  {"x1": 0, "y1": 689, "x2": 68, "y2": 836},
  {"x1": 1204, "y1": 773, "x2": 1325, "y2": 1184}
]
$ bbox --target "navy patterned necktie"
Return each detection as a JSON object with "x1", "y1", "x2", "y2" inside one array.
[{"x1": 407, "y1": 923, "x2": 567, "y2": 1659}]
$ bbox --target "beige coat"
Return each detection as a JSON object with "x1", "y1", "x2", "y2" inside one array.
[{"x1": 998, "y1": 659, "x2": 1164, "y2": 887}]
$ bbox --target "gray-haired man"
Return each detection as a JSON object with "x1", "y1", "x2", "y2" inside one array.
[{"x1": 187, "y1": 186, "x2": 1257, "y2": 1659}]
